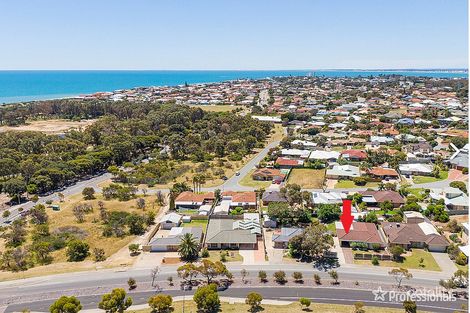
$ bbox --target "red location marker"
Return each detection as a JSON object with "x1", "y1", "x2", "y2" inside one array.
[{"x1": 340, "y1": 199, "x2": 354, "y2": 234}]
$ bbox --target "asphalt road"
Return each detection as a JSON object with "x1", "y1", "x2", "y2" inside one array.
[{"x1": 4, "y1": 286, "x2": 466, "y2": 313}]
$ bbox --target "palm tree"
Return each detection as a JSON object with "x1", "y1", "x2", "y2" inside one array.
[{"x1": 178, "y1": 233, "x2": 199, "y2": 262}]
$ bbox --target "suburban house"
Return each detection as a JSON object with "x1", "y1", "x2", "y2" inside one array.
[
  {"x1": 272, "y1": 228, "x2": 304, "y2": 248},
  {"x1": 205, "y1": 217, "x2": 258, "y2": 249},
  {"x1": 160, "y1": 212, "x2": 183, "y2": 230},
  {"x1": 309, "y1": 150, "x2": 340, "y2": 162},
  {"x1": 252, "y1": 168, "x2": 286, "y2": 182},
  {"x1": 336, "y1": 221, "x2": 386, "y2": 248},
  {"x1": 275, "y1": 157, "x2": 304, "y2": 169},
  {"x1": 326, "y1": 164, "x2": 360, "y2": 179},
  {"x1": 367, "y1": 167, "x2": 399, "y2": 180},
  {"x1": 213, "y1": 191, "x2": 257, "y2": 215},
  {"x1": 340, "y1": 149, "x2": 368, "y2": 161},
  {"x1": 148, "y1": 227, "x2": 202, "y2": 252},
  {"x1": 447, "y1": 143, "x2": 469, "y2": 170},
  {"x1": 281, "y1": 148, "x2": 311, "y2": 159},
  {"x1": 312, "y1": 191, "x2": 346, "y2": 205},
  {"x1": 291, "y1": 139, "x2": 317, "y2": 150},
  {"x1": 381, "y1": 222, "x2": 449, "y2": 252},
  {"x1": 403, "y1": 211, "x2": 426, "y2": 224},
  {"x1": 403, "y1": 142, "x2": 434, "y2": 158},
  {"x1": 429, "y1": 187, "x2": 469, "y2": 213},
  {"x1": 262, "y1": 190, "x2": 288, "y2": 206},
  {"x1": 174, "y1": 191, "x2": 215, "y2": 210},
  {"x1": 360, "y1": 190, "x2": 405, "y2": 208},
  {"x1": 399, "y1": 163, "x2": 433, "y2": 176}
]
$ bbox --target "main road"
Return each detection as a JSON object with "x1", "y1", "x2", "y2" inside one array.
[{"x1": 0, "y1": 264, "x2": 465, "y2": 312}]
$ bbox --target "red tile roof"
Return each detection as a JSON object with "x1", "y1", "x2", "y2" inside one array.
[
  {"x1": 222, "y1": 191, "x2": 257, "y2": 203},
  {"x1": 360, "y1": 191, "x2": 405, "y2": 205},
  {"x1": 175, "y1": 191, "x2": 214, "y2": 203},
  {"x1": 368, "y1": 167, "x2": 399, "y2": 177},
  {"x1": 341, "y1": 149, "x2": 367, "y2": 160},
  {"x1": 337, "y1": 222, "x2": 384, "y2": 244},
  {"x1": 275, "y1": 157, "x2": 301, "y2": 166}
]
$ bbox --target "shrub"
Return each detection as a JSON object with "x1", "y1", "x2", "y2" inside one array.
[
  {"x1": 273, "y1": 271, "x2": 287, "y2": 284},
  {"x1": 313, "y1": 273, "x2": 321, "y2": 285},
  {"x1": 299, "y1": 297, "x2": 311, "y2": 310},
  {"x1": 292, "y1": 271, "x2": 303, "y2": 283},
  {"x1": 258, "y1": 270, "x2": 267, "y2": 282},
  {"x1": 371, "y1": 256, "x2": 379, "y2": 266}
]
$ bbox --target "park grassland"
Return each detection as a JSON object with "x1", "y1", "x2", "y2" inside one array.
[
  {"x1": 0, "y1": 192, "x2": 160, "y2": 281},
  {"x1": 0, "y1": 119, "x2": 96, "y2": 134},
  {"x1": 287, "y1": 168, "x2": 325, "y2": 189},
  {"x1": 129, "y1": 301, "x2": 430, "y2": 313},
  {"x1": 189, "y1": 104, "x2": 245, "y2": 112}
]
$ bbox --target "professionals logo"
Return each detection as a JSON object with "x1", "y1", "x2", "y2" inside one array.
[{"x1": 372, "y1": 286, "x2": 457, "y2": 302}]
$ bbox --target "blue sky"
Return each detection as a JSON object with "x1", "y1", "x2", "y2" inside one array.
[{"x1": 0, "y1": 0, "x2": 467, "y2": 70}]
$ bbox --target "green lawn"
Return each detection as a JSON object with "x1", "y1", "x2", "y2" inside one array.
[
  {"x1": 413, "y1": 171, "x2": 449, "y2": 184},
  {"x1": 407, "y1": 188, "x2": 426, "y2": 200},
  {"x1": 182, "y1": 219, "x2": 208, "y2": 230},
  {"x1": 204, "y1": 250, "x2": 243, "y2": 263},
  {"x1": 287, "y1": 168, "x2": 325, "y2": 189},
  {"x1": 335, "y1": 180, "x2": 380, "y2": 188},
  {"x1": 238, "y1": 169, "x2": 273, "y2": 188},
  {"x1": 355, "y1": 249, "x2": 441, "y2": 271}
]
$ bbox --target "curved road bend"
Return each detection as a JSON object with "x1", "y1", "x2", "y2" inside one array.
[{"x1": 4, "y1": 286, "x2": 466, "y2": 313}]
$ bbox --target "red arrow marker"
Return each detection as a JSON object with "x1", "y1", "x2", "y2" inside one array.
[{"x1": 340, "y1": 199, "x2": 354, "y2": 234}]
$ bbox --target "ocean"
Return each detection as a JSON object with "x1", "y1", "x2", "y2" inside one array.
[{"x1": 0, "y1": 70, "x2": 467, "y2": 104}]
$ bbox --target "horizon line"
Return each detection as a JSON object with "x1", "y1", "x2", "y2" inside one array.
[{"x1": 0, "y1": 68, "x2": 468, "y2": 72}]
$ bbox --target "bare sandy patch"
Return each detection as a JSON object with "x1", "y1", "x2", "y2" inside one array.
[{"x1": 0, "y1": 119, "x2": 96, "y2": 134}]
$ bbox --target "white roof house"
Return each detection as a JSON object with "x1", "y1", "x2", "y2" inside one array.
[
  {"x1": 312, "y1": 191, "x2": 347, "y2": 205},
  {"x1": 399, "y1": 163, "x2": 433, "y2": 175},
  {"x1": 291, "y1": 140, "x2": 317, "y2": 149},
  {"x1": 309, "y1": 150, "x2": 340, "y2": 161},
  {"x1": 326, "y1": 164, "x2": 361, "y2": 178},
  {"x1": 161, "y1": 212, "x2": 182, "y2": 224},
  {"x1": 429, "y1": 187, "x2": 469, "y2": 210},
  {"x1": 281, "y1": 148, "x2": 311, "y2": 159},
  {"x1": 252, "y1": 116, "x2": 282, "y2": 123}
]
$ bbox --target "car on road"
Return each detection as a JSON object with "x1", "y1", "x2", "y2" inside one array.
[{"x1": 235, "y1": 172, "x2": 240, "y2": 176}]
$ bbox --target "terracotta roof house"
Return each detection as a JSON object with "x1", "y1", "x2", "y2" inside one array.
[
  {"x1": 336, "y1": 222, "x2": 386, "y2": 248},
  {"x1": 360, "y1": 190, "x2": 405, "y2": 208},
  {"x1": 381, "y1": 222, "x2": 449, "y2": 252},
  {"x1": 341, "y1": 149, "x2": 368, "y2": 161},
  {"x1": 275, "y1": 157, "x2": 304, "y2": 169},
  {"x1": 367, "y1": 167, "x2": 399, "y2": 179},
  {"x1": 174, "y1": 191, "x2": 215, "y2": 210},
  {"x1": 252, "y1": 168, "x2": 286, "y2": 182}
]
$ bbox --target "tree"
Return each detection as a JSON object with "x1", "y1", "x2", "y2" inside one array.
[
  {"x1": 389, "y1": 268, "x2": 412, "y2": 288},
  {"x1": 450, "y1": 181, "x2": 467, "y2": 194},
  {"x1": 403, "y1": 300, "x2": 417, "y2": 313},
  {"x1": 99, "y1": 288, "x2": 132, "y2": 313},
  {"x1": 32, "y1": 241, "x2": 52, "y2": 265},
  {"x1": 299, "y1": 298, "x2": 311, "y2": 310},
  {"x1": 177, "y1": 233, "x2": 199, "y2": 262},
  {"x1": 329, "y1": 270, "x2": 339, "y2": 284},
  {"x1": 452, "y1": 269, "x2": 468, "y2": 288},
  {"x1": 49, "y1": 296, "x2": 82, "y2": 313},
  {"x1": 177, "y1": 263, "x2": 198, "y2": 286},
  {"x1": 197, "y1": 259, "x2": 229, "y2": 284},
  {"x1": 273, "y1": 271, "x2": 287, "y2": 284},
  {"x1": 150, "y1": 266, "x2": 161, "y2": 288},
  {"x1": 29, "y1": 204, "x2": 48, "y2": 224},
  {"x1": 127, "y1": 277, "x2": 137, "y2": 290},
  {"x1": 313, "y1": 273, "x2": 321, "y2": 285},
  {"x1": 389, "y1": 245, "x2": 405, "y2": 261},
  {"x1": 93, "y1": 248, "x2": 106, "y2": 262},
  {"x1": 82, "y1": 187, "x2": 95, "y2": 200},
  {"x1": 193, "y1": 284, "x2": 220, "y2": 313},
  {"x1": 292, "y1": 271, "x2": 303, "y2": 283},
  {"x1": 128, "y1": 243, "x2": 140, "y2": 255},
  {"x1": 316, "y1": 204, "x2": 341, "y2": 223},
  {"x1": 245, "y1": 292, "x2": 263, "y2": 313},
  {"x1": 3, "y1": 177, "x2": 26, "y2": 204},
  {"x1": 5, "y1": 219, "x2": 27, "y2": 247},
  {"x1": 66, "y1": 240, "x2": 89, "y2": 262},
  {"x1": 148, "y1": 294, "x2": 174, "y2": 313},
  {"x1": 354, "y1": 301, "x2": 365, "y2": 313},
  {"x1": 258, "y1": 270, "x2": 267, "y2": 282},
  {"x1": 136, "y1": 198, "x2": 146, "y2": 210},
  {"x1": 241, "y1": 269, "x2": 249, "y2": 284},
  {"x1": 288, "y1": 221, "x2": 333, "y2": 261}
]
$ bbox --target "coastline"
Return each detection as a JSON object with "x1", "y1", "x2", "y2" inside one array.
[{"x1": 0, "y1": 69, "x2": 467, "y2": 105}]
